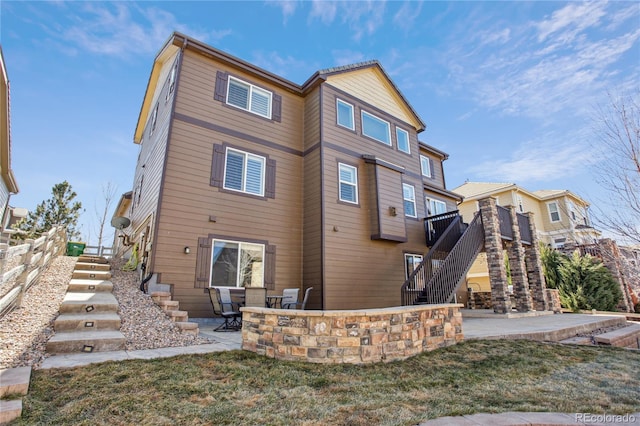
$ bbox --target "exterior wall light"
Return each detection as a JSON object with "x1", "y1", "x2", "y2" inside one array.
[{"x1": 184, "y1": 246, "x2": 191, "y2": 254}]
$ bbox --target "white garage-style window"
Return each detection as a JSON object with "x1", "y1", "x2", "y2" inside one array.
[
  {"x1": 223, "y1": 147, "x2": 266, "y2": 196},
  {"x1": 210, "y1": 240, "x2": 265, "y2": 288}
]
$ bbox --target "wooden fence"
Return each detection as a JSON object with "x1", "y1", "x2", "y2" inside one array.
[{"x1": 0, "y1": 226, "x2": 67, "y2": 318}]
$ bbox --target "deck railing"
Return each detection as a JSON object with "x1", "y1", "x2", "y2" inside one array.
[
  {"x1": 403, "y1": 212, "x2": 483, "y2": 306},
  {"x1": 517, "y1": 213, "x2": 532, "y2": 245},
  {"x1": 497, "y1": 205, "x2": 512, "y2": 240},
  {"x1": 424, "y1": 210, "x2": 460, "y2": 247}
]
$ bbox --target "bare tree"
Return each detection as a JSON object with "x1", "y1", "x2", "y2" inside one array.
[
  {"x1": 591, "y1": 91, "x2": 640, "y2": 244},
  {"x1": 95, "y1": 182, "x2": 118, "y2": 248}
]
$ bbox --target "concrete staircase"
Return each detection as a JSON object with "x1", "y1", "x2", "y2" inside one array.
[
  {"x1": 46, "y1": 255, "x2": 126, "y2": 354},
  {"x1": 149, "y1": 283, "x2": 199, "y2": 336},
  {"x1": 559, "y1": 319, "x2": 640, "y2": 349},
  {"x1": 0, "y1": 366, "x2": 31, "y2": 424}
]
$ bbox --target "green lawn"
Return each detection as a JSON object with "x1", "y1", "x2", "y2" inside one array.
[{"x1": 14, "y1": 340, "x2": 640, "y2": 425}]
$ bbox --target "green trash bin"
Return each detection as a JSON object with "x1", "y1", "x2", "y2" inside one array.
[{"x1": 66, "y1": 241, "x2": 86, "y2": 256}]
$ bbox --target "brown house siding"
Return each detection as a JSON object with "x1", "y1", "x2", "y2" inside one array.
[{"x1": 150, "y1": 50, "x2": 304, "y2": 317}]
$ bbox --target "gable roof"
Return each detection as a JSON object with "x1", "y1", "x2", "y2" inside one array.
[
  {"x1": 135, "y1": 33, "x2": 427, "y2": 143},
  {"x1": 453, "y1": 181, "x2": 590, "y2": 206}
]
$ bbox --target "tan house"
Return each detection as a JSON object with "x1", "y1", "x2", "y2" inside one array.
[
  {"x1": 0, "y1": 47, "x2": 19, "y2": 233},
  {"x1": 452, "y1": 181, "x2": 601, "y2": 299},
  {"x1": 115, "y1": 33, "x2": 464, "y2": 317}
]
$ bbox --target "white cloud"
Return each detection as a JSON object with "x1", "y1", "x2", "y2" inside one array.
[
  {"x1": 393, "y1": 1, "x2": 423, "y2": 31},
  {"x1": 250, "y1": 50, "x2": 311, "y2": 80},
  {"x1": 309, "y1": 0, "x2": 338, "y2": 25},
  {"x1": 331, "y1": 49, "x2": 367, "y2": 66},
  {"x1": 58, "y1": 3, "x2": 212, "y2": 57},
  {"x1": 265, "y1": 0, "x2": 299, "y2": 23},
  {"x1": 535, "y1": 2, "x2": 607, "y2": 43},
  {"x1": 309, "y1": 0, "x2": 386, "y2": 41},
  {"x1": 469, "y1": 137, "x2": 594, "y2": 183}
]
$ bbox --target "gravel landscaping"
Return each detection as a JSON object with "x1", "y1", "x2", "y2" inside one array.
[{"x1": 0, "y1": 255, "x2": 212, "y2": 370}]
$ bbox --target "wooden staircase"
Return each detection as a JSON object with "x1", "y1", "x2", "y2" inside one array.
[{"x1": 46, "y1": 255, "x2": 126, "y2": 354}]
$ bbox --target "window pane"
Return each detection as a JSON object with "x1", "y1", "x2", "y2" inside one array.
[
  {"x1": 239, "y1": 243, "x2": 264, "y2": 287},
  {"x1": 250, "y1": 88, "x2": 270, "y2": 117},
  {"x1": 245, "y1": 156, "x2": 264, "y2": 195},
  {"x1": 211, "y1": 241, "x2": 239, "y2": 287},
  {"x1": 339, "y1": 164, "x2": 357, "y2": 203},
  {"x1": 362, "y1": 112, "x2": 390, "y2": 145},
  {"x1": 339, "y1": 165, "x2": 355, "y2": 183},
  {"x1": 403, "y1": 184, "x2": 416, "y2": 217},
  {"x1": 224, "y1": 151, "x2": 244, "y2": 191},
  {"x1": 340, "y1": 182, "x2": 356, "y2": 202},
  {"x1": 420, "y1": 155, "x2": 431, "y2": 177},
  {"x1": 396, "y1": 128, "x2": 410, "y2": 153},
  {"x1": 228, "y1": 80, "x2": 249, "y2": 109},
  {"x1": 337, "y1": 100, "x2": 354, "y2": 129}
]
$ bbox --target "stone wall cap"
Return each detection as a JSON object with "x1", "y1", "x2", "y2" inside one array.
[{"x1": 241, "y1": 304, "x2": 463, "y2": 316}]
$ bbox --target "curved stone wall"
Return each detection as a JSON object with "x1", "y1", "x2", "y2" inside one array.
[{"x1": 240, "y1": 304, "x2": 463, "y2": 364}]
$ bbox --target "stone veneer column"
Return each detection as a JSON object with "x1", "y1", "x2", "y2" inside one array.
[
  {"x1": 523, "y1": 212, "x2": 549, "y2": 311},
  {"x1": 599, "y1": 239, "x2": 632, "y2": 312},
  {"x1": 506, "y1": 206, "x2": 532, "y2": 312},
  {"x1": 478, "y1": 197, "x2": 511, "y2": 314}
]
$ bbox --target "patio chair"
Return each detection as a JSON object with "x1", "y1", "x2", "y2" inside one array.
[
  {"x1": 282, "y1": 287, "x2": 313, "y2": 310},
  {"x1": 244, "y1": 287, "x2": 267, "y2": 307},
  {"x1": 208, "y1": 287, "x2": 242, "y2": 331},
  {"x1": 281, "y1": 288, "x2": 300, "y2": 309}
]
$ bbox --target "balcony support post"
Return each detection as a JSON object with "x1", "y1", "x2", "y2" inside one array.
[
  {"x1": 523, "y1": 212, "x2": 549, "y2": 311},
  {"x1": 507, "y1": 206, "x2": 533, "y2": 312},
  {"x1": 479, "y1": 197, "x2": 511, "y2": 314}
]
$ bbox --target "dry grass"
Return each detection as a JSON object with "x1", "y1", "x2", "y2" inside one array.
[{"x1": 14, "y1": 340, "x2": 640, "y2": 425}]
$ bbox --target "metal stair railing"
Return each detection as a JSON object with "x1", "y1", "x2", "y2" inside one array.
[{"x1": 401, "y1": 212, "x2": 484, "y2": 306}]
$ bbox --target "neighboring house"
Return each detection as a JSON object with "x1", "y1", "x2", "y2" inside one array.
[
  {"x1": 454, "y1": 182, "x2": 600, "y2": 250},
  {"x1": 116, "y1": 33, "x2": 462, "y2": 317},
  {"x1": 452, "y1": 182, "x2": 602, "y2": 307},
  {"x1": 0, "y1": 47, "x2": 19, "y2": 234}
]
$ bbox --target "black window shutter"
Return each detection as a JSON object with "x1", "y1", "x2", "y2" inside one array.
[
  {"x1": 428, "y1": 158, "x2": 435, "y2": 179},
  {"x1": 214, "y1": 71, "x2": 228, "y2": 102},
  {"x1": 195, "y1": 237, "x2": 212, "y2": 288},
  {"x1": 264, "y1": 244, "x2": 276, "y2": 290},
  {"x1": 272, "y1": 94, "x2": 282, "y2": 122},
  {"x1": 265, "y1": 159, "x2": 276, "y2": 199},
  {"x1": 210, "y1": 144, "x2": 225, "y2": 188}
]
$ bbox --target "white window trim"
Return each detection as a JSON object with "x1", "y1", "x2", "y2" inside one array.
[
  {"x1": 547, "y1": 201, "x2": 561, "y2": 223},
  {"x1": 209, "y1": 239, "x2": 265, "y2": 288},
  {"x1": 150, "y1": 103, "x2": 158, "y2": 136},
  {"x1": 336, "y1": 99, "x2": 355, "y2": 130},
  {"x1": 361, "y1": 110, "x2": 391, "y2": 146},
  {"x1": 338, "y1": 163, "x2": 358, "y2": 204},
  {"x1": 396, "y1": 127, "x2": 410, "y2": 154},
  {"x1": 404, "y1": 253, "x2": 423, "y2": 280},
  {"x1": 223, "y1": 147, "x2": 266, "y2": 196},
  {"x1": 226, "y1": 76, "x2": 272, "y2": 119},
  {"x1": 426, "y1": 197, "x2": 447, "y2": 216},
  {"x1": 420, "y1": 155, "x2": 431, "y2": 178},
  {"x1": 403, "y1": 183, "x2": 417, "y2": 218}
]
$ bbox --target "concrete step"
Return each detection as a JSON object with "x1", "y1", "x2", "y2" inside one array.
[
  {"x1": 46, "y1": 330, "x2": 126, "y2": 353},
  {"x1": 175, "y1": 321, "x2": 199, "y2": 336},
  {"x1": 74, "y1": 262, "x2": 111, "y2": 272},
  {"x1": 158, "y1": 300, "x2": 180, "y2": 311},
  {"x1": 0, "y1": 400, "x2": 22, "y2": 424},
  {"x1": 67, "y1": 278, "x2": 113, "y2": 293},
  {"x1": 77, "y1": 255, "x2": 109, "y2": 264},
  {"x1": 0, "y1": 367, "x2": 31, "y2": 398},
  {"x1": 151, "y1": 291, "x2": 172, "y2": 304},
  {"x1": 72, "y1": 270, "x2": 112, "y2": 280},
  {"x1": 166, "y1": 310, "x2": 188, "y2": 322},
  {"x1": 59, "y1": 292, "x2": 118, "y2": 314},
  {"x1": 54, "y1": 313, "x2": 121, "y2": 331},
  {"x1": 594, "y1": 323, "x2": 640, "y2": 349}
]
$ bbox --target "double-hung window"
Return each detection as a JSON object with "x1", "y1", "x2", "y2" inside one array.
[
  {"x1": 210, "y1": 240, "x2": 265, "y2": 288},
  {"x1": 426, "y1": 198, "x2": 447, "y2": 216},
  {"x1": 338, "y1": 163, "x2": 358, "y2": 204},
  {"x1": 396, "y1": 128, "x2": 410, "y2": 154},
  {"x1": 223, "y1": 148, "x2": 266, "y2": 196},
  {"x1": 361, "y1": 111, "x2": 391, "y2": 145},
  {"x1": 227, "y1": 76, "x2": 272, "y2": 118},
  {"x1": 336, "y1": 99, "x2": 354, "y2": 130},
  {"x1": 420, "y1": 155, "x2": 432, "y2": 178},
  {"x1": 548, "y1": 202, "x2": 561, "y2": 222},
  {"x1": 403, "y1": 184, "x2": 417, "y2": 218}
]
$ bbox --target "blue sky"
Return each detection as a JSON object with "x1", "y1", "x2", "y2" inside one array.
[{"x1": 1, "y1": 1, "x2": 639, "y2": 245}]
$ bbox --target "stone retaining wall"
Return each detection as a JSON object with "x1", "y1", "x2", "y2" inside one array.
[
  {"x1": 241, "y1": 304, "x2": 463, "y2": 364},
  {"x1": 545, "y1": 289, "x2": 562, "y2": 313}
]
